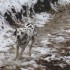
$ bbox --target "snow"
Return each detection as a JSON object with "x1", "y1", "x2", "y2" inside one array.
[
  {"x1": 21, "y1": 68, "x2": 28, "y2": 70},
  {"x1": 65, "y1": 29, "x2": 70, "y2": 32},
  {"x1": 0, "y1": 0, "x2": 70, "y2": 68},
  {"x1": 54, "y1": 36, "x2": 65, "y2": 42},
  {"x1": 33, "y1": 12, "x2": 52, "y2": 27},
  {"x1": 0, "y1": 0, "x2": 69, "y2": 50},
  {"x1": 33, "y1": 47, "x2": 50, "y2": 54},
  {"x1": 0, "y1": 16, "x2": 16, "y2": 52},
  {"x1": 0, "y1": 0, "x2": 37, "y2": 15},
  {"x1": 0, "y1": 0, "x2": 52, "y2": 51},
  {"x1": 58, "y1": 0, "x2": 70, "y2": 6},
  {"x1": 50, "y1": 2, "x2": 58, "y2": 12}
]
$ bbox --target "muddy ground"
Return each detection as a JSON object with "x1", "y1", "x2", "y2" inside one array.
[
  {"x1": 0, "y1": 5, "x2": 70, "y2": 70},
  {"x1": 34, "y1": 5, "x2": 70, "y2": 70}
]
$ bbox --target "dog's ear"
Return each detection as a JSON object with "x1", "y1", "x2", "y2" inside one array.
[{"x1": 13, "y1": 29, "x2": 17, "y2": 36}]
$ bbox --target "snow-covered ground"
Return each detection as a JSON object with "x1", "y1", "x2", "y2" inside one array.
[
  {"x1": 0, "y1": 0, "x2": 53, "y2": 51},
  {"x1": 58, "y1": 0, "x2": 70, "y2": 6},
  {"x1": 0, "y1": 0, "x2": 69, "y2": 51},
  {"x1": 0, "y1": 0, "x2": 70, "y2": 70}
]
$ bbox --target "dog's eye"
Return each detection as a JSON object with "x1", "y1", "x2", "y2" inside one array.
[{"x1": 21, "y1": 32, "x2": 24, "y2": 34}]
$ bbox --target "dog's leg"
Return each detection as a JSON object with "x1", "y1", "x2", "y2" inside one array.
[
  {"x1": 29, "y1": 36, "x2": 35, "y2": 56},
  {"x1": 17, "y1": 45, "x2": 26, "y2": 60},
  {"x1": 14, "y1": 45, "x2": 19, "y2": 60},
  {"x1": 16, "y1": 45, "x2": 19, "y2": 58}
]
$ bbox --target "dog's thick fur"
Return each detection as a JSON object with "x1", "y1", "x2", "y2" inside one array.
[{"x1": 14, "y1": 22, "x2": 37, "y2": 60}]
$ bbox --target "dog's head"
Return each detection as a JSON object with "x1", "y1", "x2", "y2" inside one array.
[{"x1": 13, "y1": 28, "x2": 25, "y2": 40}]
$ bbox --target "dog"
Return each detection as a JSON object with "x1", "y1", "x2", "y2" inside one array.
[{"x1": 13, "y1": 22, "x2": 37, "y2": 60}]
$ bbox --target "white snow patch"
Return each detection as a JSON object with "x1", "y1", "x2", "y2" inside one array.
[
  {"x1": 33, "y1": 12, "x2": 52, "y2": 27},
  {"x1": 55, "y1": 36, "x2": 65, "y2": 42},
  {"x1": 50, "y1": 2, "x2": 58, "y2": 12},
  {"x1": 21, "y1": 68, "x2": 28, "y2": 70},
  {"x1": 41, "y1": 38, "x2": 51, "y2": 46},
  {"x1": 0, "y1": 16, "x2": 16, "y2": 52},
  {"x1": 32, "y1": 47, "x2": 50, "y2": 55},
  {"x1": 65, "y1": 29, "x2": 70, "y2": 32},
  {"x1": 58, "y1": 0, "x2": 70, "y2": 6}
]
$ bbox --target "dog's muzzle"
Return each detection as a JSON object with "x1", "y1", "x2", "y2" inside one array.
[{"x1": 17, "y1": 35, "x2": 20, "y2": 39}]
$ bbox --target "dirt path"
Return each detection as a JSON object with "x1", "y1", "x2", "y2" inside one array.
[
  {"x1": 32, "y1": 5, "x2": 70, "y2": 70},
  {"x1": 38, "y1": 7, "x2": 70, "y2": 36},
  {"x1": 36, "y1": 5, "x2": 70, "y2": 46}
]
